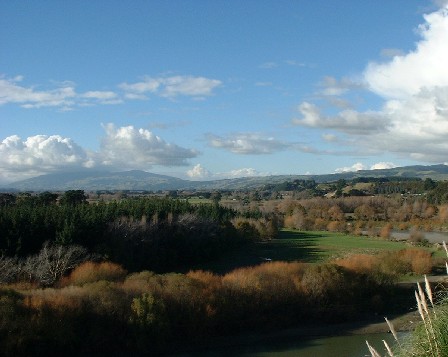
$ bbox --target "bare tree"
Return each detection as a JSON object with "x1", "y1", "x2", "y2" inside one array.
[{"x1": 32, "y1": 242, "x2": 88, "y2": 286}]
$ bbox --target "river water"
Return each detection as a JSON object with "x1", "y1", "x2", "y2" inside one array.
[
  {"x1": 390, "y1": 230, "x2": 448, "y2": 243},
  {"x1": 175, "y1": 332, "x2": 399, "y2": 357}
]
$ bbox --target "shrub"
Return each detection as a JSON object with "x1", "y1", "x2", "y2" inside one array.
[
  {"x1": 334, "y1": 254, "x2": 379, "y2": 274},
  {"x1": 379, "y1": 223, "x2": 393, "y2": 239},
  {"x1": 122, "y1": 271, "x2": 158, "y2": 295},
  {"x1": 400, "y1": 249, "x2": 433, "y2": 275},
  {"x1": 63, "y1": 261, "x2": 127, "y2": 286}
]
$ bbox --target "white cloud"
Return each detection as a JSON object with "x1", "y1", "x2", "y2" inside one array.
[
  {"x1": 207, "y1": 133, "x2": 289, "y2": 155},
  {"x1": 0, "y1": 124, "x2": 199, "y2": 183},
  {"x1": 370, "y1": 162, "x2": 397, "y2": 170},
  {"x1": 365, "y1": 6, "x2": 448, "y2": 99},
  {"x1": 186, "y1": 164, "x2": 211, "y2": 180},
  {"x1": 80, "y1": 91, "x2": 122, "y2": 104},
  {"x1": 0, "y1": 73, "x2": 221, "y2": 110},
  {"x1": 212, "y1": 168, "x2": 268, "y2": 179},
  {"x1": 335, "y1": 161, "x2": 397, "y2": 173},
  {"x1": 186, "y1": 164, "x2": 269, "y2": 180},
  {"x1": 100, "y1": 123, "x2": 197, "y2": 169},
  {"x1": 293, "y1": 102, "x2": 388, "y2": 135},
  {"x1": 0, "y1": 134, "x2": 94, "y2": 182},
  {"x1": 0, "y1": 76, "x2": 76, "y2": 108},
  {"x1": 335, "y1": 163, "x2": 366, "y2": 173},
  {"x1": 293, "y1": 5, "x2": 448, "y2": 163},
  {"x1": 119, "y1": 75, "x2": 222, "y2": 99},
  {"x1": 224, "y1": 168, "x2": 263, "y2": 178},
  {"x1": 81, "y1": 91, "x2": 117, "y2": 100}
]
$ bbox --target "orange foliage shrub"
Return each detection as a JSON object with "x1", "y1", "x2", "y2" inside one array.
[
  {"x1": 327, "y1": 220, "x2": 345, "y2": 232},
  {"x1": 379, "y1": 223, "x2": 392, "y2": 239},
  {"x1": 335, "y1": 248, "x2": 433, "y2": 277},
  {"x1": 23, "y1": 286, "x2": 85, "y2": 311},
  {"x1": 399, "y1": 249, "x2": 433, "y2": 275},
  {"x1": 63, "y1": 261, "x2": 127, "y2": 286},
  {"x1": 334, "y1": 254, "x2": 379, "y2": 274}
]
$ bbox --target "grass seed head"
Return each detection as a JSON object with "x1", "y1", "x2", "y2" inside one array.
[{"x1": 385, "y1": 317, "x2": 399, "y2": 342}]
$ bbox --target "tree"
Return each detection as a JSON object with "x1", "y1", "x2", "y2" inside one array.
[
  {"x1": 30, "y1": 242, "x2": 88, "y2": 286},
  {"x1": 0, "y1": 193, "x2": 16, "y2": 207},
  {"x1": 59, "y1": 190, "x2": 87, "y2": 205},
  {"x1": 38, "y1": 191, "x2": 59, "y2": 205}
]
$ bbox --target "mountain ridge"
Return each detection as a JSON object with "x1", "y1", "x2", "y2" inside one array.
[{"x1": 3, "y1": 164, "x2": 448, "y2": 191}]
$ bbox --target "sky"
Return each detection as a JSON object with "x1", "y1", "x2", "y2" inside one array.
[{"x1": 1, "y1": 0, "x2": 448, "y2": 184}]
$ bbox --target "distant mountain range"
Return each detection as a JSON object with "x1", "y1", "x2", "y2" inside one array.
[{"x1": 3, "y1": 164, "x2": 448, "y2": 192}]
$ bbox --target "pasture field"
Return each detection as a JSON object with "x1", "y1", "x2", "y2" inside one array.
[{"x1": 194, "y1": 229, "x2": 444, "y2": 274}]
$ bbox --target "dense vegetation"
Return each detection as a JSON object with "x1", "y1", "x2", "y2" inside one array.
[
  {"x1": 0, "y1": 191, "x2": 277, "y2": 273},
  {"x1": 1, "y1": 184, "x2": 448, "y2": 356},
  {"x1": 0, "y1": 257, "x2": 418, "y2": 356}
]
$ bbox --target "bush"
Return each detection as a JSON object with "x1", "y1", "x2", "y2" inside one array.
[{"x1": 63, "y1": 261, "x2": 127, "y2": 286}]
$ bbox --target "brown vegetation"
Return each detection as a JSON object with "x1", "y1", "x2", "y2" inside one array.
[{"x1": 1, "y1": 250, "x2": 428, "y2": 356}]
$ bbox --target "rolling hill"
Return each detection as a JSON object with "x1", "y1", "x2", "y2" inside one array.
[{"x1": 3, "y1": 164, "x2": 448, "y2": 192}]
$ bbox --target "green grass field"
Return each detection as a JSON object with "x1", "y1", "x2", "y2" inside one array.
[{"x1": 192, "y1": 229, "x2": 442, "y2": 274}]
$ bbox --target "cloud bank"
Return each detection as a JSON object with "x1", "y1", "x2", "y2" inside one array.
[
  {"x1": 293, "y1": 5, "x2": 448, "y2": 163},
  {"x1": 0, "y1": 124, "x2": 198, "y2": 183}
]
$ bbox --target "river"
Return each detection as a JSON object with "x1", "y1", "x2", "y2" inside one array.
[
  {"x1": 177, "y1": 332, "x2": 398, "y2": 357},
  {"x1": 390, "y1": 230, "x2": 448, "y2": 243}
]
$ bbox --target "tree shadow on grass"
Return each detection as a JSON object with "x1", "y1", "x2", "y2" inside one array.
[
  {"x1": 190, "y1": 230, "x2": 327, "y2": 274},
  {"x1": 253, "y1": 230, "x2": 327, "y2": 263}
]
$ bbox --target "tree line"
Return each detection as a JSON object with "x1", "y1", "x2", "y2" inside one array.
[{"x1": 0, "y1": 191, "x2": 276, "y2": 274}]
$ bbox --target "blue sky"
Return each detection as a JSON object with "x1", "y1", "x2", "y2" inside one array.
[{"x1": 1, "y1": 0, "x2": 448, "y2": 183}]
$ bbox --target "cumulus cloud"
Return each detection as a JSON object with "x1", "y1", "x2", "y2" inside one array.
[
  {"x1": 206, "y1": 133, "x2": 289, "y2": 155},
  {"x1": 370, "y1": 162, "x2": 397, "y2": 170},
  {"x1": 186, "y1": 164, "x2": 268, "y2": 180},
  {"x1": 335, "y1": 161, "x2": 397, "y2": 173},
  {"x1": 186, "y1": 164, "x2": 211, "y2": 180},
  {"x1": 119, "y1": 75, "x2": 222, "y2": 99},
  {"x1": 100, "y1": 124, "x2": 197, "y2": 169},
  {"x1": 335, "y1": 163, "x2": 366, "y2": 173},
  {"x1": 293, "y1": 5, "x2": 448, "y2": 163},
  {"x1": 365, "y1": 7, "x2": 448, "y2": 99},
  {"x1": 0, "y1": 124, "x2": 198, "y2": 183},
  {"x1": 0, "y1": 134, "x2": 94, "y2": 182},
  {"x1": 223, "y1": 168, "x2": 264, "y2": 178}
]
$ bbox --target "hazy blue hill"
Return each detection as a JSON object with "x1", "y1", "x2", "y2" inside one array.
[
  {"x1": 3, "y1": 164, "x2": 448, "y2": 192},
  {"x1": 5, "y1": 170, "x2": 189, "y2": 191}
]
